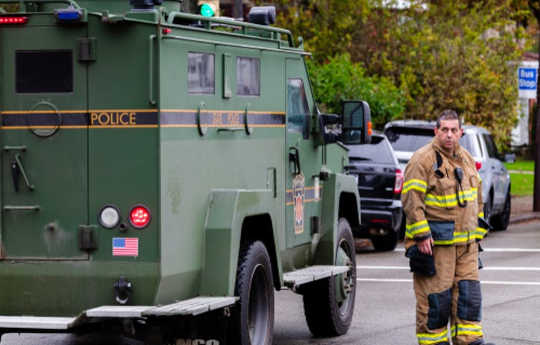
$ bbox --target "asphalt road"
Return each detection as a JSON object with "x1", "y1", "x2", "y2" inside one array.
[{"x1": 2, "y1": 221, "x2": 540, "y2": 345}]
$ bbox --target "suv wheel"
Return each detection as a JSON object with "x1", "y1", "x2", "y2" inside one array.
[{"x1": 492, "y1": 191, "x2": 511, "y2": 231}]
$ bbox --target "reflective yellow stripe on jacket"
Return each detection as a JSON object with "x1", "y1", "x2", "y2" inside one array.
[
  {"x1": 417, "y1": 328, "x2": 449, "y2": 345},
  {"x1": 405, "y1": 219, "x2": 430, "y2": 239},
  {"x1": 402, "y1": 179, "x2": 427, "y2": 194},
  {"x1": 425, "y1": 188, "x2": 477, "y2": 208}
]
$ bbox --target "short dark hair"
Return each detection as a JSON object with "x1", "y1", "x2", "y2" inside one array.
[{"x1": 436, "y1": 109, "x2": 461, "y2": 128}]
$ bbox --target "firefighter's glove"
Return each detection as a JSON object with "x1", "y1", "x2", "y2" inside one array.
[{"x1": 405, "y1": 245, "x2": 436, "y2": 277}]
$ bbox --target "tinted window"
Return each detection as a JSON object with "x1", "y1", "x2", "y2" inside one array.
[
  {"x1": 236, "y1": 57, "x2": 260, "y2": 96},
  {"x1": 384, "y1": 127, "x2": 433, "y2": 152},
  {"x1": 188, "y1": 52, "x2": 215, "y2": 94},
  {"x1": 16, "y1": 50, "x2": 73, "y2": 93},
  {"x1": 342, "y1": 102, "x2": 365, "y2": 144},
  {"x1": 287, "y1": 78, "x2": 310, "y2": 139},
  {"x1": 347, "y1": 135, "x2": 395, "y2": 164},
  {"x1": 482, "y1": 134, "x2": 498, "y2": 158},
  {"x1": 460, "y1": 134, "x2": 475, "y2": 156}
]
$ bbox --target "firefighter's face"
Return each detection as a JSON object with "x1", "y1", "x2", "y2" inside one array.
[{"x1": 434, "y1": 119, "x2": 462, "y2": 150}]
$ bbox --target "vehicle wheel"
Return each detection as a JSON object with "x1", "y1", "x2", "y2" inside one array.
[
  {"x1": 371, "y1": 230, "x2": 398, "y2": 252},
  {"x1": 233, "y1": 240, "x2": 274, "y2": 345},
  {"x1": 492, "y1": 191, "x2": 511, "y2": 231},
  {"x1": 302, "y1": 218, "x2": 356, "y2": 337}
]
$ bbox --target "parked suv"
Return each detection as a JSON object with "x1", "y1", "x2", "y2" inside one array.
[
  {"x1": 345, "y1": 133, "x2": 403, "y2": 251},
  {"x1": 384, "y1": 120, "x2": 511, "y2": 231}
]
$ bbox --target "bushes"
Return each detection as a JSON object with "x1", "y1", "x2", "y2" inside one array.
[{"x1": 306, "y1": 54, "x2": 405, "y2": 128}]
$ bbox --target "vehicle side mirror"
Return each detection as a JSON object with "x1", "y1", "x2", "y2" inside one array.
[
  {"x1": 341, "y1": 100, "x2": 372, "y2": 145},
  {"x1": 319, "y1": 113, "x2": 340, "y2": 144}
]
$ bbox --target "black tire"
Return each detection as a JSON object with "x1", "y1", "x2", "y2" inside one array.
[
  {"x1": 492, "y1": 191, "x2": 511, "y2": 231},
  {"x1": 302, "y1": 218, "x2": 357, "y2": 337},
  {"x1": 233, "y1": 241, "x2": 274, "y2": 345},
  {"x1": 371, "y1": 230, "x2": 398, "y2": 252}
]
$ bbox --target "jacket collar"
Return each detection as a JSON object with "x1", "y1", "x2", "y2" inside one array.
[{"x1": 431, "y1": 138, "x2": 463, "y2": 162}]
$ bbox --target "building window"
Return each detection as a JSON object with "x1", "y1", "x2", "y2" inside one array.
[
  {"x1": 236, "y1": 56, "x2": 260, "y2": 96},
  {"x1": 188, "y1": 52, "x2": 215, "y2": 94}
]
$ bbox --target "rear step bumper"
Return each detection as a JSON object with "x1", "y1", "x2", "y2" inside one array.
[
  {"x1": 0, "y1": 296, "x2": 238, "y2": 331},
  {"x1": 0, "y1": 266, "x2": 350, "y2": 332}
]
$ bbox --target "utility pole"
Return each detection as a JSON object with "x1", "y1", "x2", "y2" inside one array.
[{"x1": 532, "y1": 1, "x2": 540, "y2": 211}]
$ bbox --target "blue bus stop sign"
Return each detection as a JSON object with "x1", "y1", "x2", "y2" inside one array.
[{"x1": 518, "y1": 67, "x2": 537, "y2": 98}]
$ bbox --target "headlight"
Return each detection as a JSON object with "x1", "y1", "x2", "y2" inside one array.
[{"x1": 99, "y1": 205, "x2": 120, "y2": 229}]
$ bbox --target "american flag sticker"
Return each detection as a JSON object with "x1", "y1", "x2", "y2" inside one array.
[{"x1": 112, "y1": 237, "x2": 139, "y2": 257}]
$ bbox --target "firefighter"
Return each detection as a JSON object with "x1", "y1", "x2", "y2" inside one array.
[{"x1": 401, "y1": 110, "x2": 494, "y2": 345}]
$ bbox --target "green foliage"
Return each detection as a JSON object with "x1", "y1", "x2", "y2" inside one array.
[
  {"x1": 510, "y1": 172, "x2": 534, "y2": 196},
  {"x1": 261, "y1": 0, "x2": 369, "y2": 63},
  {"x1": 265, "y1": 0, "x2": 530, "y2": 150},
  {"x1": 354, "y1": 0, "x2": 528, "y2": 150},
  {"x1": 306, "y1": 54, "x2": 406, "y2": 128},
  {"x1": 505, "y1": 159, "x2": 535, "y2": 171}
]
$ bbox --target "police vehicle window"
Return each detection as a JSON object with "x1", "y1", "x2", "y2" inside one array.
[
  {"x1": 384, "y1": 127, "x2": 433, "y2": 152},
  {"x1": 346, "y1": 135, "x2": 394, "y2": 164},
  {"x1": 16, "y1": 50, "x2": 73, "y2": 93},
  {"x1": 188, "y1": 52, "x2": 215, "y2": 94},
  {"x1": 287, "y1": 78, "x2": 310, "y2": 138},
  {"x1": 482, "y1": 134, "x2": 499, "y2": 158},
  {"x1": 236, "y1": 57, "x2": 260, "y2": 96}
]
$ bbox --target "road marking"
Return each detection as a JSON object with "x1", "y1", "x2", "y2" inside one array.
[
  {"x1": 356, "y1": 278, "x2": 540, "y2": 286},
  {"x1": 395, "y1": 248, "x2": 540, "y2": 253},
  {"x1": 357, "y1": 265, "x2": 540, "y2": 271}
]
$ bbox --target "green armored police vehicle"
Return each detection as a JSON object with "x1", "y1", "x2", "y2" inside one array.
[{"x1": 0, "y1": 1, "x2": 372, "y2": 344}]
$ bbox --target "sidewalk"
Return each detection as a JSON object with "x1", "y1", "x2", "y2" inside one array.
[{"x1": 509, "y1": 195, "x2": 540, "y2": 224}]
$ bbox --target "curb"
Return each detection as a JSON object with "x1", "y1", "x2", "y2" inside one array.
[{"x1": 509, "y1": 212, "x2": 540, "y2": 225}]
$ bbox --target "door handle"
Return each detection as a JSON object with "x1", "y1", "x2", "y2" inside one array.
[
  {"x1": 11, "y1": 153, "x2": 35, "y2": 191},
  {"x1": 289, "y1": 147, "x2": 301, "y2": 175}
]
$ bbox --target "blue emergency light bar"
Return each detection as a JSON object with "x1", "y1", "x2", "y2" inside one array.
[{"x1": 55, "y1": 7, "x2": 82, "y2": 22}]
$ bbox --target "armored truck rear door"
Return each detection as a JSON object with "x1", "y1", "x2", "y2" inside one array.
[
  {"x1": 0, "y1": 19, "x2": 88, "y2": 259},
  {"x1": 285, "y1": 58, "x2": 322, "y2": 248}
]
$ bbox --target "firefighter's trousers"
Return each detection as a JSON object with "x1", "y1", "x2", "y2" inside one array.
[{"x1": 414, "y1": 243, "x2": 484, "y2": 345}]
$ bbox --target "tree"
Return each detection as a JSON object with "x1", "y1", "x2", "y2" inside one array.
[
  {"x1": 353, "y1": 0, "x2": 527, "y2": 149},
  {"x1": 263, "y1": 0, "x2": 370, "y2": 63},
  {"x1": 268, "y1": 0, "x2": 529, "y2": 149},
  {"x1": 306, "y1": 54, "x2": 406, "y2": 126}
]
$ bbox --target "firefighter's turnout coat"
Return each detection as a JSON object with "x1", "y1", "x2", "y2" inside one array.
[
  {"x1": 402, "y1": 139, "x2": 485, "y2": 247},
  {"x1": 402, "y1": 138, "x2": 488, "y2": 345}
]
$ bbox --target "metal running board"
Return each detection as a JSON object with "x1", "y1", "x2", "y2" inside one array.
[
  {"x1": 0, "y1": 316, "x2": 79, "y2": 330},
  {"x1": 283, "y1": 265, "x2": 350, "y2": 290},
  {"x1": 86, "y1": 296, "x2": 238, "y2": 318}
]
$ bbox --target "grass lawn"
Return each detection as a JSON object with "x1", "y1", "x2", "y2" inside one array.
[
  {"x1": 502, "y1": 160, "x2": 534, "y2": 196},
  {"x1": 504, "y1": 160, "x2": 534, "y2": 171},
  {"x1": 509, "y1": 173, "x2": 534, "y2": 196},
  {"x1": 503, "y1": 160, "x2": 534, "y2": 196}
]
